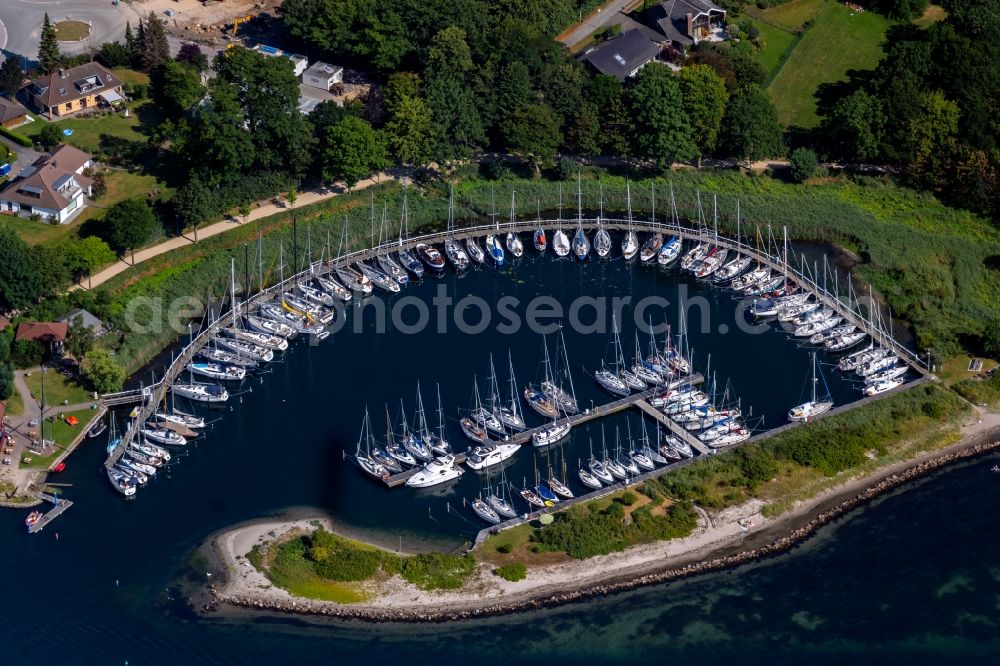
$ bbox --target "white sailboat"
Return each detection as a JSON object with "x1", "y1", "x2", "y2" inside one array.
[
  {"x1": 594, "y1": 312, "x2": 631, "y2": 396},
  {"x1": 495, "y1": 352, "x2": 526, "y2": 431},
  {"x1": 788, "y1": 352, "x2": 834, "y2": 422},
  {"x1": 543, "y1": 328, "x2": 579, "y2": 415},
  {"x1": 553, "y1": 184, "x2": 570, "y2": 257},
  {"x1": 622, "y1": 182, "x2": 638, "y2": 260},
  {"x1": 594, "y1": 184, "x2": 611, "y2": 258},
  {"x1": 355, "y1": 408, "x2": 389, "y2": 481},
  {"x1": 505, "y1": 190, "x2": 524, "y2": 258},
  {"x1": 418, "y1": 382, "x2": 451, "y2": 456}
]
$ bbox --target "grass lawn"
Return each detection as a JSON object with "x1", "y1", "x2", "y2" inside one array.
[
  {"x1": 23, "y1": 369, "x2": 96, "y2": 407},
  {"x1": 768, "y1": 2, "x2": 892, "y2": 127},
  {"x1": 751, "y1": 20, "x2": 799, "y2": 79},
  {"x1": 54, "y1": 20, "x2": 91, "y2": 42},
  {"x1": 3, "y1": 390, "x2": 25, "y2": 417},
  {"x1": 20, "y1": 101, "x2": 151, "y2": 156},
  {"x1": 19, "y1": 407, "x2": 98, "y2": 469},
  {"x1": 747, "y1": 0, "x2": 826, "y2": 31},
  {"x1": 111, "y1": 69, "x2": 151, "y2": 86},
  {"x1": 0, "y1": 215, "x2": 81, "y2": 245},
  {"x1": 914, "y1": 3, "x2": 947, "y2": 29},
  {"x1": 76, "y1": 169, "x2": 171, "y2": 226},
  {"x1": 937, "y1": 356, "x2": 999, "y2": 387}
]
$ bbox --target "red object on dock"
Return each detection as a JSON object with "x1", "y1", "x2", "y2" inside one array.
[{"x1": 52, "y1": 463, "x2": 66, "y2": 473}]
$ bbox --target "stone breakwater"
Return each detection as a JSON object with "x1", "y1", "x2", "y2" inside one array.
[{"x1": 210, "y1": 438, "x2": 1000, "y2": 623}]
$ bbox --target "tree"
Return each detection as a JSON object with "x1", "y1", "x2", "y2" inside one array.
[
  {"x1": 0, "y1": 361, "x2": 13, "y2": 401},
  {"x1": 176, "y1": 43, "x2": 209, "y2": 71},
  {"x1": 677, "y1": 64, "x2": 728, "y2": 166},
  {"x1": 65, "y1": 317, "x2": 93, "y2": 360},
  {"x1": 789, "y1": 147, "x2": 819, "y2": 182},
  {"x1": 382, "y1": 72, "x2": 421, "y2": 116},
  {"x1": 322, "y1": 116, "x2": 387, "y2": 188},
  {"x1": 101, "y1": 199, "x2": 160, "y2": 262},
  {"x1": 822, "y1": 89, "x2": 885, "y2": 161},
  {"x1": 588, "y1": 74, "x2": 629, "y2": 155},
  {"x1": 238, "y1": 202, "x2": 251, "y2": 224},
  {"x1": 139, "y1": 12, "x2": 170, "y2": 72},
  {"x1": 59, "y1": 236, "x2": 116, "y2": 287},
  {"x1": 424, "y1": 27, "x2": 484, "y2": 159},
  {"x1": 495, "y1": 61, "x2": 533, "y2": 119},
  {"x1": 0, "y1": 57, "x2": 22, "y2": 99},
  {"x1": 36, "y1": 122, "x2": 64, "y2": 149},
  {"x1": 38, "y1": 14, "x2": 62, "y2": 75},
  {"x1": 385, "y1": 94, "x2": 435, "y2": 165},
  {"x1": 173, "y1": 180, "x2": 213, "y2": 240},
  {"x1": 152, "y1": 61, "x2": 205, "y2": 117},
  {"x1": 280, "y1": 0, "x2": 361, "y2": 55},
  {"x1": 286, "y1": 186, "x2": 298, "y2": 210},
  {"x1": 178, "y1": 79, "x2": 255, "y2": 184},
  {"x1": 502, "y1": 104, "x2": 562, "y2": 175},
  {"x1": 628, "y1": 64, "x2": 696, "y2": 167},
  {"x1": 95, "y1": 42, "x2": 131, "y2": 69},
  {"x1": 82, "y1": 348, "x2": 125, "y2": 393},
  {"x1": 0, "y1": 227, "x2": 44, "y2": 311},
  {"x1": 721, "y1": 84, "x2": 783, "y2": 162},
  {"x1": 908, "y1": 90, "x2": 960, "y2": 190}
]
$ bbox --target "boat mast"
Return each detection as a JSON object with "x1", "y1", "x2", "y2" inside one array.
[
  {"x1": 507, "y1": 351, "x2": 520, "y2": 419},
  {"x1": 230, "y1": 258, "x2": 238, "y2": 332},
  {"x1": 598, "y1": 183, "x2": 604, "y2": 225},
  {"x1": 576, "y1": 174, "x2": 583, "y2": 230},
  {"x1": 559, "y1": 327, "x2": 577, "y2": 403},
  {"x1": 415, "y1": 382, "x2": 429, "y2": 438},
  {"x1": 651, "y1": 181, "x2": 656, "y2": 225},
  {"x1": 509, "y1": 189, "x2": 516, "y2": 231},
  {"x1": 626, "y1": 181, "x2": 633, "y2": 231},
  {"x1": 488, "y1": 354, "x2": 501, "y2": 414},
  {"x1": 436, "y1": 383, "x2": 446, "y2": 441}
]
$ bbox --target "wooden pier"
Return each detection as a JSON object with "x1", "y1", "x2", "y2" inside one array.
[
  {"x1": 633, "y1": 399, "x2": 712, "y2": 456},
  {"x1": 28, "y1": 492, "x2": 73, "y2": 534}
]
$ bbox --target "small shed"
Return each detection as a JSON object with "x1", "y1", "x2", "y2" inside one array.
[
  {"x1": 302, "y1": 62, "x2": 344, "y2": 91},
  {"x1": 56, "y1": 308, "x2": 104, "y2": 334}
]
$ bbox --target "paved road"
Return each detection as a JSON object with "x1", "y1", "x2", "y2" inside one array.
[
  {"x1": 557, "y1": 0, "x2": 639, "y2": 49},
  {"x1": 0, "y1": 0, "x2": 141, "y2": 66},
  {"x1": 0, "y1": 133, "x2": 42, "y2": 175}
]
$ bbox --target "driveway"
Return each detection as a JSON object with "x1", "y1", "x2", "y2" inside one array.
[
  {"x1": 557, "y1": 0, "x2": 640, "y2": 49},
  {"x1": 0, "y1": 0, "x2": 142, "y2": 66},
  {"x1": 0, "y1": 130, "x2": 42, "y2": 176}
]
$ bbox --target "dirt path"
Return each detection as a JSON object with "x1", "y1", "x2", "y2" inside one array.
[{"x1": 77, "y1": 171, "x2": 397, "y2": 291}]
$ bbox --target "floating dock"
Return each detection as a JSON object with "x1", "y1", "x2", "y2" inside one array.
[
  {"x1": 28, "y1": 492, "x2": 73, "y2": 534},
  {"x1": 633, "y1": 399, "x2": 712, "y2": 456}
]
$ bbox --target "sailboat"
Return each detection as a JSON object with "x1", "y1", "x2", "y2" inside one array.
[
  {"x1": 543, "y1": 329, "x2": 579, "y2": 415},
  {"x1": 471, "y1": 496, "x2": 501, "y2": 524},
  {"x1": 417, "y1": 383, "x2": 451, "y2": 456},
  {"x1": 572, "y1": 179, "x2": 589, "y2": 261},
  {"x1": 396, "y1": 192, "x2": 425, "y2": 278},
  {"x1": 588, "y1": 431, "x2": 615, "y2": 483},
  {"x1": 443, "y1": 187, "x2": 470, "y2": 271},
  {"x1": 622, "y1": 183, "x2": 638, "y2": 260},
  {"x1": 356, "y1": 408, "x2": 389, "y2": 481},
  {"x1": 486, "y1": 471, "x2": 518, "y2": 518},
  {"x1": 106, "y1": 467, "x2": 137, "y2": 497},
  {"x1": 594, "y1": 313, "x2": 631, "y2": 397},
  {"x1": 640, "y1": 233, "x2": 663, "y2": 262},
  {"x1": 505, "y1": 191, "x2": 523, "y2": 258},
  {"x1": 627, "y1": 420, "x2": 656, "y2": 471},
  {"x1": 465, "y1": 234, "x2": 486, "y2": 264},
  {"x1": 533, "y1": 201, "x2": 547, "y2": 253},
  {"x1": 384, "y1": 408, "x2": 417, "y2": 468},
  {"x1": 532, "y1": 416, "x2": 571, "y2": 447},
  {"x1": 548, "y1": 446, "x2": 574, "y2": 499},
  {"x1": 594, "y1": 184, "x2": 611, "y2": 258},
  {"x1": 553, "y1": 184, "x2": 570, "y2": 257},
  {"x1": 186, "y1": 362, "x2": 245, "y2": 382},
  {"x1": 495, "y1": 352, "x2": 526, "y2": 431},
  {"x1": 474, "y1": 367, "x2": 507, "y2": 437},
  {"x1": 461, "y1": 379, "x2": 492, "y2": 444},
  {"x1": 485, "y1": 233, "x2": 505, "y2": 266},
  {"x1": 394, "y1": 400, "x2": 431, "y2": 461}
]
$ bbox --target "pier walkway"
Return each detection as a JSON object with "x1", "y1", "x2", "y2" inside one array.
[
  {"x1": 28, "y1": 492, "x2": 73, "y2": 534},
  {"x1": 633, "y1": 399, "x2": 711, "y2": 456}
]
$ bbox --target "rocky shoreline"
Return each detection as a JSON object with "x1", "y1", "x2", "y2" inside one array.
[{"x1": 207, "y1": 435, "x2": 1000, "y2": 623}]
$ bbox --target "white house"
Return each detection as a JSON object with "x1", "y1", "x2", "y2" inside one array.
[
  {"x1": 253, "y1": 44, "x2": 308, "y2": 77},
  {"x1": 0, "y1": 144, "x2": 93, "y2": 224},
  {"x1": 302, "y1": 62, "x2": 344, "y2": 91}
]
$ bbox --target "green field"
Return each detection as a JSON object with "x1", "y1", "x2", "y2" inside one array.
[
  {"x1": 19, "y1": 407, "x2": 98, "y2": 469},
  {"x1": 23, "y1": 370, "x2": 95, "y2": 406},
  {"x1": 20, "y1": 100, "x2": 160, "y2": 157},
  {"x1": 54, "y1": 20, "x2": 91, "y2": 42},
  {"x1": 751, "y1": 20, "x2": 799, "y2": 79},
  {"x1": 747, "y1": 0, "x2": 826, "y2": 31},
  {"x1": 768, "y1": 2, "x2": 892, "y2": 127}
]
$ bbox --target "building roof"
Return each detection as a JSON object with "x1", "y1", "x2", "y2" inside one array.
[
  {"x1": 56, "y1": 308, "x2": 103, "y2": 331},
  {"x1": 582, "y1": 29, "x2": 663, "y2": 81},
  {"x1": 0, "y1": 145, "x2": 92, "y2": 212},
  {"x1": 303, "y1": 61, "x2": 343, "y2": 79},
  {"x1": 0, "y1": 316, "x2": 10, "y2": 331},
  {"x1": 0, "y1": 96, "x2": 27, "y2": 124},
  {"x1": 14, "y1": 322, "x2": 68, "y2": 344},
  {"x1": 28, "y1": 62, "x2": 123, "y2": 109},
  {"x1": 648, "y1": 0, "x2": 727, "y2": 45}
]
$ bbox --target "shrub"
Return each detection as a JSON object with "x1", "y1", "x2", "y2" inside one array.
[
  {"x1": 0, "y1": 126, "x2": 33, "y2": 147},
  {"x1": 36, "y1": 123, "x2": 64, "y2": 150},
  {"x1": 789, "y1": 147, "x2": 819, "y2": 182},
  {"x1": 618, "y1": 491, "x2": 638, "y2": 506},
  {"x1": 496, "y1": 544, "x2": 512, "y2": 554},
  {"x1": 495, "y1": 562, "x2": 527, "y2": 582},
  {"x1": 11, "y1": 339, "x2": 46, "y2": 369},
  {"x1": 557, "y1": 156, "x2": 578, "y2": 181}
]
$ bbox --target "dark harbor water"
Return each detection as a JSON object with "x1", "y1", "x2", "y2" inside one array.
[{"x1": 4, "y1": 250, "x2": 996, "y2": 664}]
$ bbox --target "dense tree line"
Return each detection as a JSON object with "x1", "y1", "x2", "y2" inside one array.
[{"x1": 817, "y1": 0, "x2": 999, "y2": 217}]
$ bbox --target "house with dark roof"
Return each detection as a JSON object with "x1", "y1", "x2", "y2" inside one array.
[
  {"x1": 582, "y1": 28, "x2": 666, "y2": 81},
  {"x1": 27, "y1": 62, "x2": 124, "y2": 118},
  {"x1": 646, "y1": 0, "x2": 728, "y2": 48},
  {"x1": 0, "y1": 96, "x2": 27, "y2": 129},
  {"x1": 15, "y1": 322, "x2": 68, "y2": 354},
  {"x1": 56, "y1": 309, "x2": 104, "y2": 335},
  {"x1": 0, "y1": 144, "x2": 93, "y2": 223}
]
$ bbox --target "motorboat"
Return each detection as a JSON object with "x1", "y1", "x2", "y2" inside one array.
[
  {"x1": 464, "y1": 443, "x2": 519, "y2": 470},
  {"x1": 471, "y1": 497, "x2": 501, "y2": 524},
  {"x1": 172, "y1": 383, "x2": 228, "y2": 403},
  {"x1": 639, "y1": 233, "x2": 663, "y2": 262},
  {"x1": 553, "y1": 229, "x2": 571, "y2": 257},
  {"x1": 465, "y1": 237, "x2": 485, "y2": 264},
  {"x1": 406, "y1": 455, "x2": 464, "y2": 488},
  {"x1": 246, "y1": 314, "x2": 296, "y2": 339},
  {"x1": 578, "y1": 468, "x2": 603, "y2": 489},
  {"x1": 485, "y1": 235, "x2": 505, "y2": 266},
  {"x1": 415, "y1": 243, "x2": 446, "y2": 272},
  {"x1": 187, "y1": 362, "x2": 246, "y2": 382},
  {"x1": 532, "y1": 421, "x2": 571, "y2": 447},
  {"x1": 315, "y1": 274, "x2": 353, "y2": 302},
  {"x1": 87, "y1": 420, "x2": 107, "y2": 439},
  {"x1": 358, "y1": 261, "x2": 401, "y2": 293},
  {"x1": 107, "y1": 468, "x2": 137, "y2": 497}
]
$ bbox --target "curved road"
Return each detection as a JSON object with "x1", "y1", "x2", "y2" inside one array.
[{"x1": 0, "y1": 0, "x2": 141, "y2": 65}]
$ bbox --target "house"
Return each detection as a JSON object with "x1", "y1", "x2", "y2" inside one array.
[
  {"x1": 0, "y1": 144, "x2": 93, "y2": 223},
  {"x1": 56, "y1": 308, "x2": 104, "y2": 335},
  {"x1": 27, "y1": 62, "x2": 124, "y2": 118},
  {"x1": 302, "y1": 62, "x2": 344, "y2": 91},
  {"x1": 0, "y1": 97, "x2": 27, "y2": 129},
  {"x1": 646, "y1": 0, "x2": 728, "y2": 48},
  {"x1": 581, "y1": 29, "x2": 665, "y2": 81},
  {"x1": 14, "y1": 322, "x2": 68, "y2": 354}
]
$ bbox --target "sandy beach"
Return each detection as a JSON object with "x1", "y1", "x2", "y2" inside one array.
[{"x1": 205, "y1": 414, "x2": 1000, "y2": 622}]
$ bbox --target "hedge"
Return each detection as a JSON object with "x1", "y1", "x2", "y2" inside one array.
[{"x1": 0, "y1": 126, "x2": 33, "y2": 148}]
